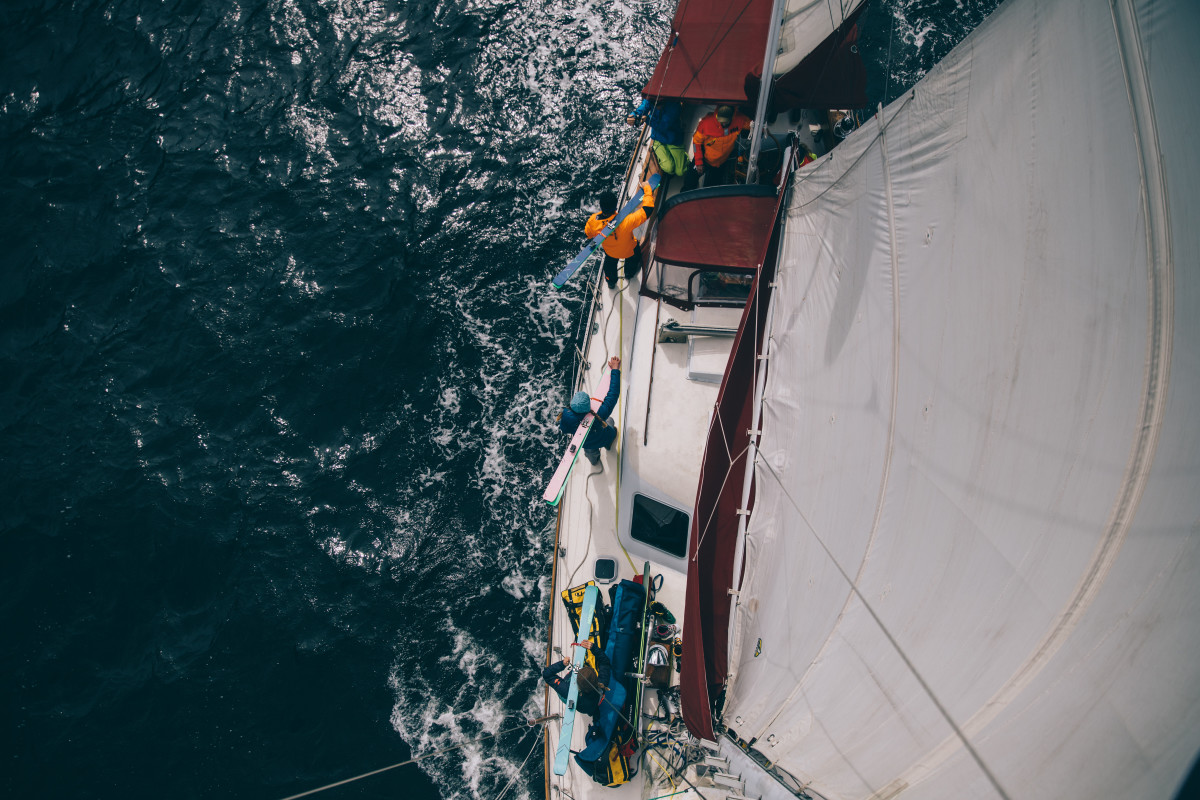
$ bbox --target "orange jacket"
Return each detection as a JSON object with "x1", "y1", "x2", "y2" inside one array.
[
  {"x1": 692, "y1": 110, "x2": 752, "y2": 167},
  {"x1": 584, "y1": 182, "x2": 655, "y2": 259}
]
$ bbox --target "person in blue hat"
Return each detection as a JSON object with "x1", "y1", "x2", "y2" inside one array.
[{"x1": 558, "y1": 356, "x2": 621, "y2": 465}]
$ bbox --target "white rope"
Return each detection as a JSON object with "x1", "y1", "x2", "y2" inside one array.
[
  {"x1": 689, "y1": 442, "x2": 750, "y2": 562},
  {"x1": 277, "y1": 723, "x2": 532, "y2": 800},
  {"x1": 754, "y1": 454, "x2": 1011, "y2": 800},
  {"x1": 495, "y1": 726, "x2": 544, "y2": 800},
  {"x1": 566, "y1": 462, "x2": 604, "y2": 590}
]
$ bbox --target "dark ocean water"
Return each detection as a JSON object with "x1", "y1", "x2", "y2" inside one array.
[{"x1": 0, "y1": 0, "x2": 996, "y2": 798}]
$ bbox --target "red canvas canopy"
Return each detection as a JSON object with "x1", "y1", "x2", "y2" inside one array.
[
  {"x1": 654, "y1": 189, "x2": 777, "y2": 269},
  {"x1": 641, "y1": 0, "x2": 773, "y2": 104},
  {"x1": 669, "y1": 166, "x2": 792, "y2": 739},
  {"x1": 678, "y1": 200, "x2": 781, "y2": 740}
]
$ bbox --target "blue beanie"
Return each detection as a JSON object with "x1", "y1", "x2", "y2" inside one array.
[{"x1": 570, "y1": 391, "x2": 591, "y2": 414}]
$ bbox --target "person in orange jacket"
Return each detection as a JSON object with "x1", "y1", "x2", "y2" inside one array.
[
  {"x1": 692, "y1": 104, "x2": 752, "y2": 187},
  {"x1": 584, "y1": 181, "x2": 656, "y2": 289}
]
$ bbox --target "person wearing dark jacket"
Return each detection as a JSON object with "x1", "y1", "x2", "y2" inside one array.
[
  {"x1": 558, "y1": 357, "x2": 621, "y2": 465},
  {"x1": 542, "y1": 641, "x2": 612, "y2": 717},
  {"x1": 627, "y1": 97, "x2": 688, "y2": 180}
]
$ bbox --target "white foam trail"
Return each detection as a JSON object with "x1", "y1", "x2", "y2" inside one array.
[{"x1": 264, "y1": 0, "x2": 675, "y2": 795}]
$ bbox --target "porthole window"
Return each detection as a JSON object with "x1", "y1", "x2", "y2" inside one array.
[{"x1": 630, "y1": 494, "x2": 689, "y2": 558}]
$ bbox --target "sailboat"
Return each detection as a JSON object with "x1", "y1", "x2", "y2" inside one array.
[{"x1": 543, "y1": 0, "x2": 1200, "y2": 797}]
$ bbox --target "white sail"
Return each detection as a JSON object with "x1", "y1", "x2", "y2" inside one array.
[
  {"x1": 773, "y1": 0, "x2": 867, "y2": 75},
  {"x1": 723, "y1": 0, "x2": 1200, "y2": 798}
]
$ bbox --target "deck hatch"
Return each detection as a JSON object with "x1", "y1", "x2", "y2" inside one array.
[{"x1": 630, "y1": 494, "x2": 690, "y2": 558}]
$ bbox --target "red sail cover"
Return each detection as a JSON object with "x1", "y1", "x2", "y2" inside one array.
[
  {"x1": 679, "y1": 174, "x2": 789, "y2": 740},
  {"x1": 655, "y1": 193, "x2": 777, "y2": 268},
  {"x1": 641, "y1": 0, "x2": 773, "y2": 104}
]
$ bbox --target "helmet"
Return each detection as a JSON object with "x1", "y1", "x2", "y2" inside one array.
[{"x1": 570, "y1": 391, "x2": 591, "y2": 414}]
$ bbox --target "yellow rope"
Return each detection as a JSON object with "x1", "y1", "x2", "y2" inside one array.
[
  {"x1": 614, "y1": 276, "x2": 636, "y2": 574},
  {"x1": 647, "y1": 748, "x2": 678, "y2": 791}
]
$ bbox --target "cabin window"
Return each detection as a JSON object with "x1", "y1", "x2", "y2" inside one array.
[
  {"x1": 692, "y1": 270, "x2": 754, "y2": 305},
  {"x1": 642, "y1": 259, "x2": 755, "y2": 310},
  {"x1": 630, "y1": 494, "x2": 689, "y2": 558}
]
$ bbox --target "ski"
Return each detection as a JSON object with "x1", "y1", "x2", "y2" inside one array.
[
  {"x1": 554, "y1": 583, "x2": 600, "y2": 776},
  {"x1": 551, "y1": 174, "x2": 660, "y2": 289},
  {"x1": 543, "y1": 414, "x2": 594, "y2": 505},
  {"x1": 588, "y1": 369, "x2": 613, "y2": 414},
  {"x1": 543, "y1": 370, "x2": 614, "y2": 506},
  {"x1": 632, "y1": 561, "x2": 653, "y2": 742}
]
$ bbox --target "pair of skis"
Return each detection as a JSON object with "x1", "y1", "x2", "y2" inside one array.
[
  {"x1": 552, "y1": 566, "x2": 656, "y2": 777},
  {"x1": 549, "y1": 176, "x2": 658, "y2": 773},
  {"x1": 553, "y1": 583, "x2": 601, "y2": 776},
  {"x1": 542, "y1": 369, "x2": 613, "y2": 506},
  {"x1": 550, "y1": 174, "x2": 661, "y2": 289},
  {"x1": 631, "y1": 561, "x2": 653, "y2": 741},
  {"x1": 543, "y1": 175, "x2": 661, "y2": 500}
]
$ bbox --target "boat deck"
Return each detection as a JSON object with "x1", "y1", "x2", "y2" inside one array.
[{"x1": 544, "y1": 104, "x2": 826, "y2": 799}]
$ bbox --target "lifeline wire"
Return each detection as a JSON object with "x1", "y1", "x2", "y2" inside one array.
[
  {"x1": 495, "y1": 726, "x2": 543, "y2": 800},
  {"x1": 756, "y1": 455, "x2": 1011, "y2": 800},
  {"x1": 731, "y1": 97, "x2": 1009, "y2": 800},
  {"x1": 277, "y1": 723, "x2": 533, "y2": 800}
]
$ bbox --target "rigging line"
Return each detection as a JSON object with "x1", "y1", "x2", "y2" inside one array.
[
  {"x1": 714, "y1": 394, "x2": 735, "y2": 465},
  {"x1": 597, "y1": 272, "x2": 638, "y2": 573},
  {"x1": 278, "y1": 723, "x2": 534, "y2": 800},
  {"x1": 791, "y1": 91, "x2": 914, "y2": 211},
  {"x1": 883, "y1": 0, "x2": 896, "y2": 107},
  {"x1": 754, "y1": 455, "x2": 1012, "y2": 800},
  {"x1": 641, "y1": 0, "x2": 690, "y2": 125},
  {"x1": 646, "y1": 790, "x2": 694, "y2": 800},
  {"x1": 695, "y1": 0, "x2": 753, "y2": 75},
  {"x1": 495, "y1": 727, "x2": 543, "y2": 800},
  {"x1": 578, "y1": 281, "x2": 638, "y2": 575},
  {"x1": 568, "y1": 462, "x2": 605, "y2": 590},
  {"x1": 674, "y1": 0, "x2": 758, "y2": 100},
  {"x1": 645, "y1": 17, "x2": 681, "y2": 122},
  {"x1": 787, "y1": 0, "x2": 858, "y2": 104},
  {"x1": 690, "y1": 443, "x2": 752, "y2": 561},
  {"x1": 584, "y1": 689, "x2": 706, "y2": 798},
  {"x1": 690, "y1": 167, "x2": 789, "y2": 563},
  {"x1": 646, "y1": 748, "x2": 678, "y2": 790},
  {"x1": 616, "y1": 265, "x2": 624, "y2": 568}
]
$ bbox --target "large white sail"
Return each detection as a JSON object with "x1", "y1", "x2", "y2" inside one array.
[
  {"x1": 774, "y1": 0, "x2": 867, "y2": 75},
  {"x1": 723, "y1": 0, "x2": 1200, "y2": 798}
]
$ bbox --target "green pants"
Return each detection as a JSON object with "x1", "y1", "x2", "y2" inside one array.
[{"x1": 652, "y1": 141, "x2": 689, "y2": 177}]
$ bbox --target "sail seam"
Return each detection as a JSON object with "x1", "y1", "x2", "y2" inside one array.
[
  {"x1": 746, "y1": 92, "x2": 1016, "y2": 800},
  {"x1": 744, "y1": 95, "x2": 913, "y2": 747},
  {"x1": 884, "y1": 2, "x2": 1175, "y2": 793},
  {"x1": 755, "y1": 456, "x2": 1012, "y2": 800}
]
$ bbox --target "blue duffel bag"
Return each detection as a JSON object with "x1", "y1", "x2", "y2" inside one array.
[{"x1": 574, "y1": 578, "x2": 645, "y2": 778}]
